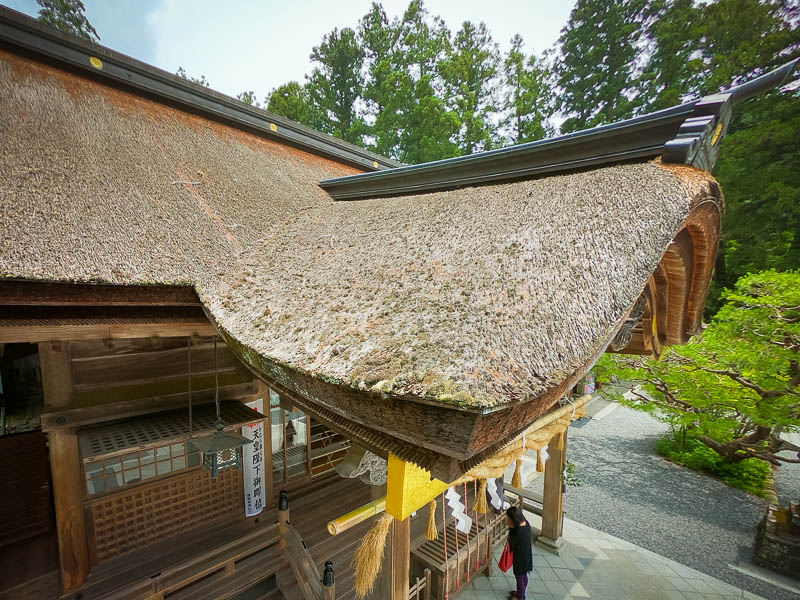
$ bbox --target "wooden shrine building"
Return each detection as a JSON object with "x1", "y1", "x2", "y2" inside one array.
[{"x1": 1, "y1": 6, "x2": 797, "y2": 600}]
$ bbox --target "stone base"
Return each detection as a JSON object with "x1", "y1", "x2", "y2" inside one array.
[{"x1": 535, "y1": 535, "x2": 566, "y2": 555}]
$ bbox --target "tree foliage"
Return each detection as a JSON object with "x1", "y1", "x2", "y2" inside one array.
[
  {"x1": 555, "y1": 0, "x2": 647, "y2": 133},
  {"x1": 499, "y1": 35, "x2": 554, "y2": 144},
  {"x1": 37, "y1": 0, "x2": 99, "y2": 43},
  {"x1": 710, "y1": 91, "x2": 800, "y2": 311},
  {"x1": 236, "y1": 90, "x2": 262, "y2": 108},
  {"x1": 639, "y1": 0, "x2": 704, "y2": 110},
  {"x1": 266, "y1": 81, "x2": 313, "y2": 125},
  {"x1": 597, "y1": 271, "x2": 800, "y2": 466},
  {"x1": 441, "y1": 20, "x2": 501, "y2": 154},
  {"x1": 306, "y1": 27, "x2": 367, "y2": 146},
  {"x1": 176, "y1": 67, "x2": 210, "y2": 88},
  {"x1": 358, "y1": 1, "x2": 461, "y2": 162}
]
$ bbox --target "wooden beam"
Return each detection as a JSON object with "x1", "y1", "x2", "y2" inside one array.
[
  {"x1": 0, "y1": 280, "x2": 201, "y2": 306},
  {"x1": 391, "y1": 517, "x2": 411, "y2": 600},
  {"x1": 0, "y1": 322, "x2": 216, "y2": 343},
  {"x1": 39, "y1": 341, "x2": 73, "y2": 409},
  {"x1": 49, "y1": 428, "x2": 90, "y2": 592},
  {"x1": 40, "y1": 382, "x2": 255, "y2": 431},
  {"x1": 537, "y1": 429, "x2": 566, "y2": 554}
]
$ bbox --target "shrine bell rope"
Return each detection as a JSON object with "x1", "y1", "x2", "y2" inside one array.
[{"x1": 352, "y1": 398, "x2": 587, "y2": 597}]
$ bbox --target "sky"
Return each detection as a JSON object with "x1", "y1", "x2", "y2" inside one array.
[{"x1": 2, "y1": 0, "x2": 576, "y2": 101}]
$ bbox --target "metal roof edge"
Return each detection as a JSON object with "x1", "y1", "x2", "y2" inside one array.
[
  {"x1": 0, "y1": 5, "x2": 400, "y2": 171},
  {"x1": 321, "y1": 58, "x2": 799, "y2": 199}
]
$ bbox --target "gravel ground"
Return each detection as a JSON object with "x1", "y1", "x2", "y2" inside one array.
[{"x1": 528, "y1": 403, "x2": 799, "y2": 600}]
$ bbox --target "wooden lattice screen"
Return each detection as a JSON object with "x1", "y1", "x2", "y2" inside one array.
[{"x1": 87, "y1": 467, "x2": 243, "y2": 563}]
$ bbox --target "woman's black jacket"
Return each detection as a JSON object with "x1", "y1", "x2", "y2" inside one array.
[{"x1": 508, "y1": 522, "x2": 534, "y2": 576}]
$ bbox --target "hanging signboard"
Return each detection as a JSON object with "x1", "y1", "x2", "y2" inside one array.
[{"x1": 243, "y1": 397, "x2": 266, "y2": 517}]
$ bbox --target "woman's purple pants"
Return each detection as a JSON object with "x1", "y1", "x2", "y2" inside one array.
[{"x1": 515, "y1": 573, "x2": 528, "y2": 598}]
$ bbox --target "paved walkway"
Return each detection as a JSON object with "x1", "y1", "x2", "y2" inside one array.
[{"x1": 457, "y1": 511, "x2": 768, "y2": 600}]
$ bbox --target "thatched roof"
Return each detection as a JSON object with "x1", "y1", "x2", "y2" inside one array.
[
  {"x1": 204, "y1": 161, "x2": 721, "y2": 411},
  {"x1": 0, "y1": 48, "x2": 357, "y2": 288}
]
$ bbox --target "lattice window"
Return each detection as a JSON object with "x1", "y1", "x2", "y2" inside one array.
[
  {"x1": 88, "y1": 468, "x2": 242, "y2": 562},
  {"x1": 79, "y1": 402, "x2": 264, "y2": 498},
  {"x1": 85, "y1": 440, "x2": 201, "y2": 496}
]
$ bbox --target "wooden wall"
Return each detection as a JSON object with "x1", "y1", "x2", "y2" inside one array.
[{"x1": 43, "y1": 336, "x2": 256, "y2": 429}]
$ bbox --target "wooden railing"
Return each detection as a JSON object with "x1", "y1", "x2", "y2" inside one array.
[
  {"x1": 408, "y1": 568, "x2": 431, "y2": 600},
  {"x1": 278, "y1": 490, "x2": 336, "y2": 600}
]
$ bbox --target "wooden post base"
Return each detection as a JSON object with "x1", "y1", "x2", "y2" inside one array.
[{"x1": 535, "y1": 534, "x2": 566, "y2": 555}]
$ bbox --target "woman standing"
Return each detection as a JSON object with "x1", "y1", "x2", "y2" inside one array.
[{"x1": 506, "y1": 506, "x2": 534, "y2": 599}]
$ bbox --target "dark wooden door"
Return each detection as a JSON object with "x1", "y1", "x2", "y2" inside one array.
[{"x1": 0, "y1": 430, "x2": 54, "y2": 546}]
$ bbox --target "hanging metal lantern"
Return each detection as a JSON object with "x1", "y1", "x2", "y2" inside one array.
[
  {"x1": 186, "y1": 336, "x2": 252, "y2": 479},
  {"x1": 189, "y1": 421, "x2": 252, "y2": 479}
]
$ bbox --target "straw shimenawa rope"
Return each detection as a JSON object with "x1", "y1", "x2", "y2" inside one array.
[
  {"x1": 426, "y1": 498, "x2": 438, "y2": 541},
  {"x1": 474, "y1": 478, "x2": 488, "y2": 514},
  {"x1": 511, "y1": 459, "x2": 523, "y2": 488},
  {"x1": 353, "y1": 512, "x2": 394, "y2": 598}
]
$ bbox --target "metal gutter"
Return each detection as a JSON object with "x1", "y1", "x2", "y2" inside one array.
[
  {"x1": 0, "y1": 5, "x2": 400, "y2": 172},
  {"x1": 321, "y1": 59, "x2": 799, "y2": 200}
]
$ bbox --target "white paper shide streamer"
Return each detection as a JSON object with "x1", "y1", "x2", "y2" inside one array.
[
  {"x1": 486, "y1": 478, "x2": 510, "y2": 511},
  {"x1": 445, "y1": 486, "x2": 473, "y2": 534}
]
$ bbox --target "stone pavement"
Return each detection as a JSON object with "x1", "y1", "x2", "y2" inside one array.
[{"x1": 456, "y1": 511, "x2": 768, "y2": 600}]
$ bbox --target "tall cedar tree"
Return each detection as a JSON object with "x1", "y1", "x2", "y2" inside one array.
[
  {"x1": 639, "y1": 0, "x2": 704, "y2": 110},
  {"x1": 359, "y1": 3, "x2": 402, "y2": 157},
  {"x1": 556, "y1": 0, "x2": 648, "y2": 133},
  {"x1": 360, "y1": 1, "x2": 460, "y2": 163},
  {"x1": 37, "y1": 0, "x2": 99, "y2": 42},
  {"x1": 392, "y1": 1, "x2": 460, "y2": 162},
  {"x1": 306, "y1": 27, "x2": 367, "y2": 147},
  {"x1": 500, "y1": 34, "x2": 554, "y2": 145},
  {"x1": 441, "y1": 21, "x2": 501, "y2": 154},
  {"x1": 696, "y1": 0, "x2": 800, "y2": 95},
  {"x1": 267, "y1": 81, "x2": 313, "y2": 126},
  {"x1": 693, "y1": 0, "x2": 799, "y2": 311}
]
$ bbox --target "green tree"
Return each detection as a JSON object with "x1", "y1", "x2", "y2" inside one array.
[
  {"x1": 176, "y1": 67, "x2": 210, "y2": 87},
  {"x1": 359, "y1": 2, "x2": 401, "y2": 156},
  {"x1": 359, "y1": 1, "x2": 460, "y2": 163},
  {"x1": 500, "y1": 34, "x2": 555, "y2": 145},
  {"x1": 695, "y1": 0, "x2": 800, "y2": 95},
  {"x1": 305, "y1": 27, "x2": 367, "y2": 146},
  {"x1": 555, "y1": 0, "x2": 647, "y2": 133},
  {"x1": 441, "y1": 20, "x2": 501, "y2": 154},
  {"x1": 639, "y1": 0, "x2": 704, "y2": 110},
  {"x1": 37, "y1": 0, "x2": 99, "y2": 43},
  {"x1": 266, "y1": 81, "x2": 313, "y2": 125},
  {"x1": 709, "y1": 90, "x2": 800, "y2": 311},
  {"x1": 236, "y1": 91, "x2": 262, "y2": 108},
  {"x1": 597, "y1": 271, "x2": 800, "y2": 466}
]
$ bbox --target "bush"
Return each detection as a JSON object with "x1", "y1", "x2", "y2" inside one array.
[{"x1": 655, "y1": 437, "x2": 771, "y2": 496}]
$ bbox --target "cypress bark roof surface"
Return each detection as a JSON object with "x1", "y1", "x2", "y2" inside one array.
[{"x1": 205, "y1": 161, "x2": 719, "y2": 409}]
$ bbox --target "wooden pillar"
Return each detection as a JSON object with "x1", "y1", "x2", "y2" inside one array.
[
  {"x1": 49, "y1": 430, "x2": 90, "y2": 591},
  {"x1": 39, "y1": 341, "x2": 73, "y2": 407},
  {"x1": 40, "y1": 342, "x2": 90, "y2": 591},
  {"x1": 536, "y1": 428, "x2": 567, "y2": 554},
  {"x1": 391, "y1": 517, "x2": 411, "y2": 600}
]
